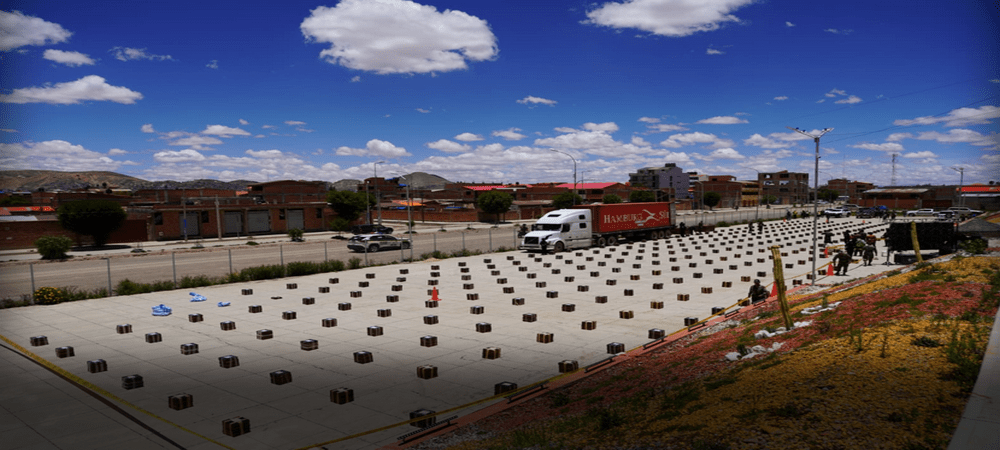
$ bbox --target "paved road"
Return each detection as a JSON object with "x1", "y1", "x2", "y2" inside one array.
[{"x1": 0, "y1": 228, "x2": 520, "y2": 300}]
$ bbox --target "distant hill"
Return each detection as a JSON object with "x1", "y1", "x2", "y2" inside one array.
[{"x1": 0, "y1": 170, "x2": 453, "y2": 193}]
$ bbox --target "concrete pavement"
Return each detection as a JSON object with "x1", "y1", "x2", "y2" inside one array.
[{"x1": 3, "y1": 217, "x2": 993, "y2": 449}]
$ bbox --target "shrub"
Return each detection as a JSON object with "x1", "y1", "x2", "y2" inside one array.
[
  {"x1": 35, "y1": 235, "x2": 73, "y2": 260},
  {"x1": 347, "y1": 257, "x2": 363, "y2": 270},
  {"x1": 959, "y1": 238, "x2": 987, "y2": 255},
  {"x1": 288, "y1": 228, "x2": 304, "y2": 242},
  {"x1": 34, "y1": 287, "x2": 68, "y2": 305}
]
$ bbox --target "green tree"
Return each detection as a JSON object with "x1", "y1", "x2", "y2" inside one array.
[
  {"x1": 602, "y1": 193, "x2": 622, "y2": 204},
  {"x1": 628, "y1": 190, "x2": 656, "y2": 203},
  {"x1": 817, "y1": 188, "x2": 839, "y2": 202},
  {"x1": 476, "y1": 190, "x2": 514, "y2": 223},
  {"x1": 329, "y1": 217, "x2": 351, "y2": 236},
  {"x1": 57, "y1": 199, "x2": 126, "y2": 247},
  {"x1": 326, "y1": 190, "x2": 373, "y2": 222},
  {"x1": 761, "y1": 195, "x2": 778, "y2": 205},
  {"x1": 0, "y1": 196, "x2": 30, "y2": 206},
  {"x1": 552, "y1": 191, "x2": 584, "y2": 209},
  {"x1": 703, "y1": 191, "x2": 722, "y2": 210}
]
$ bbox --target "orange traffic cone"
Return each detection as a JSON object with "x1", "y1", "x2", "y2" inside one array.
[
  {"x1": 430, "y1": 287, "x2": 441, "y2": 301},
  {"x1": 824, "y1": 247, "x2": 829, "y2": 257},
  {"x1": 769, "y1": 283, "x2": 778, "y2": 298},
  {"x1": 827, "y1": 263, "x2": 835, "y2": 276}
]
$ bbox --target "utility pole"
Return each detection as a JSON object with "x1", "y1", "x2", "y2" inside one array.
[
  {"x1": 951, "y1": 167, "x2": 965, "y2": 207},
  {"x1": 788, "y1": 127, "x2": 833, "y2": 286},
  {"x1": 550, "y1": 149, "x2": 577, "y2": 205},
  {"x1": 374, "y1": 160, "x2": 385, "y2": 225}
]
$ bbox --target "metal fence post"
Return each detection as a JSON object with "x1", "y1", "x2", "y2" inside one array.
[
  {"x1": 489, "y1": 228, "x2": 492, "y2": 252},
  {"x1": 462, "y1": 232, "x2": 466, "y2": 252},
  {"x1": 433, "y1": 234, "x2": 437, "y2": 253},
  {"x1": 106, "y1": 258, "x2": 112, "y2": 295},
  {"x1": 29, "y1": 264, "x2": 35, "y2": 299},
  {"x1": 324, "y1": 241, "x2": 328, "y2": 262},
  {"x1": 228, "y1": 249, "x2": 233, "y2": 274},
  {"x1": 172, "y1": 252, "x2": 177, "y2": 288},
  {"x1": 280, "y1": 244, "x2": 285, "y2": 277}
]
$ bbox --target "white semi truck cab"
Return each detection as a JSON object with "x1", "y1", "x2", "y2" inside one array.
[{"x1": 520, "y1": 209, "x2": 592, "y2": 252}]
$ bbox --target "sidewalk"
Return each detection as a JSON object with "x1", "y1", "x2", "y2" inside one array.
[{"x1": 948, "y1": 304, "x2": 1000, "y2": 450}]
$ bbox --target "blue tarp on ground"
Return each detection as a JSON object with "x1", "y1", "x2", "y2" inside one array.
[{"x1": 152, "y1": 304, "x2": 172, "y2": 316}]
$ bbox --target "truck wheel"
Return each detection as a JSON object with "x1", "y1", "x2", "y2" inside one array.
[
  {"x1": 554, "y1": 241, "x2": 565, "y2": 253},
  {"x1": 597, "y1": 237, "x2": 607, "y2": 247},
  {"x1": 607, "y1": 236, "x2": 617, "y2": 246}
]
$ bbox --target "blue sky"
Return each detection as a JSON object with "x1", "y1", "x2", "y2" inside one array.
[{"x1": 1, "y1": 0, "x2": 997, "y2": 187}]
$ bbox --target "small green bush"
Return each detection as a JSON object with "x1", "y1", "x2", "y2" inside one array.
[
  {"x1": 34, "y1": 235, "x2": 73, "y2": 260},
  {"x1": 288, "y1": 228, "x2": 304, "y2": 242},
  {"x1": 347, "y1": 257, "x2": 363, "y2": 270}
]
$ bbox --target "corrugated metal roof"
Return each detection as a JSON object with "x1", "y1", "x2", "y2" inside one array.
[
  {"x1": 465, "y1": 185, "x2": 510, "y2": 191},
  {"x1": 554, "y1": 182, "x2": 619, "y2": 189},
  {"x1": 864, "y1": 188, "x2": 929, "y2": 194}
]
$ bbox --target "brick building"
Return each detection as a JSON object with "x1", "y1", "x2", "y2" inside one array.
[
  {"x1": 759, "y1": 170, "x2": 809, "y2": 205},
  {"x1": 825, "y1": 178, "x2": 875, "y2": 203},
  {"x1": 693, "y1": 176, "x2": 744, "y2": 209},
  {"x1": 629, "y1": 163, "x2": 690, "y2": 199}
]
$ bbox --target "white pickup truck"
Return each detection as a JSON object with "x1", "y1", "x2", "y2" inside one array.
[
  {"x1": 947, "y1": 207, "x2": 982, "y2": 217},
  {"x1": 905, "y1": 208, "x2": 937, "y2": 217}
]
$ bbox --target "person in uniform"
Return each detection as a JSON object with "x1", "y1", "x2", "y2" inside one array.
[
  {"x1": 834, "y1": 250, "x2": 851, "y2": 275},
  {"x1": 748, "y1": 279, "x2": 769, "y2": 304}
]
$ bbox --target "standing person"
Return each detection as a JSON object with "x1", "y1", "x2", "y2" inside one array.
[
  {"x1": 786, "y1": 210, "x2": 791, "y2": 221},
  {"x1": 679, "y1": 222, "x2": 687, "y2": 237},
  {"x1": 757, "y1": 220, "x2": 763, "y2": 234},
  {"x1": 748, "y1": 279, "x2": 769, "y2": 304},
  {"x1": 823, "y1": 230, "x2": 833, "y2": 246},
  {"x1": 891, "y1": 211, "x2": 897, "y2": 221},
  {"x1": 539, "y1": 236, "x2": 549, "y2": 255},
  {"x1": 845, "y1": 234, "x2": 856, "y2": 258},
  {"x1": 748, "y1": 221, "x2": 754, "y2": 233},
  {"x1": 834, "y1": 250, "x2": 851, "y2": 275},
  {"x1": 862, "y1": 244, "x2": 875, "y2": 266},
  {"x1": 865, "y1": 232, "x2": 877, "y2": 251},
  {"x1": 854, "y1": 235, "x2": 867, "y2": 257}
]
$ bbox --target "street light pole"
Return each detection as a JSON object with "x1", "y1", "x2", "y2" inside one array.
[
  {"x1": 374, "y1": 160, "x2": 386, "y2": 225},
  {"x1": 951, "y1": 167, "x2": 965, "y2": 207},
  {"x1": 550, "y1": 149, "x2": 577, "y2": 205},
  {"x1": 789, "y1": 127, "x2": 833, "y2": 286}
]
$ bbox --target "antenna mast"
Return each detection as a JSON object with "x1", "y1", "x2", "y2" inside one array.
[{"x1": 890, "y1": 153, "x2": 898, "y2": 186}]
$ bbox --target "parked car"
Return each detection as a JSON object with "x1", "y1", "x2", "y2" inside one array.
[
  {"x1": 905, "y1": 208, "x2": 937, "y2": 217},
  {"x1": 350, "y1": 224, "x2": 393, "y2": 235},
  {"x1": 936, "y1": 210, "x2": 956, "y2": 220},
  {"x1": 947, "y1": 207, "x2": 982, "y2": 217},
  {"x1": 347, "y1": 234, "x2": 411, "y2": 252},
  {"x1": 842, "y1": 204, "x2": 860, "y2": 210},
  {"x1": 823, "y1": 208, "x2": 850, "y2": 217}
]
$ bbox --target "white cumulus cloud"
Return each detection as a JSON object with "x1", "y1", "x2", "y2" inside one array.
[
  {"x1": 835, "y1": 95, "x2": 862, "y2": 104},
  {"x1": 301, "y1": 0, "x2": 498, "y2": 74},
  {"x1": 141, "y1": 124, "x2": 156, "y2": 133},
  {"x1": 706, "y1": 48, "x2": 724, "y2": 55},
  {"x1": 0, "y1": 75, "x2": 142, "y2": 104},
  {"x1": 696, "y1": 115, "x2": 748, "y2": 124},
  {"x1": 583, "y1": 122, "x2": 619, "y2": 132},
  {"x1": 851, "y1": 142, "x2": 905, "y2": 152},
  {"x1": 492, "y1": 128, "x2": 527, "y2": 141},
  {"x1": 585, "y1": 0, "x2": 756, "y2": 37},
  {"x1": 154, "y1": 149, "x2": 207, "y2": 163},
  {"x1": 0, "y1": 140, "x2": 126, "y2": 171},
  {"x1": 43, "y1": 49, "x2": 95, "y2": 66},
  {"x1": 335, "y1": 139, "x2": 411, "y2": 157},
  {"x1": 110, "y1": 47, "x2": 173, "y2": 61},
  {"x1": 0, "y1": 11, "x2": 71, "y2": 51},
  {"x1": 903, "y1": 151, "x2": 938, "y2": 159},
  {"x1": 454, "y1": 132, "x2": 484, "y2": 142},
  {"x1": 169, "y1": 135, "x2": 223, "y2": 149},
  {"x1": 201, "y1": 125, "x2": 250, "y2": 137},
  {"x1": 517, "y1": 96, "x2": 557, "y2": 106},
  {"x1": 893, "y1": 106, "x2": 1000, "y2": 127},
  {"x1": 660, "y1": 132, "x2": 735, "y2": 149},
  {"x1": 427, "y1": 139, "x2": 471, "y2": 153}
]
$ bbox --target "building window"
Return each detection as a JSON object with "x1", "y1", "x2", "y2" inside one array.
[
  {"x1": 201, "y1": 211, "x2": 209, "y2": 223},
  {"x1": 279, "y1": 209, "x2": 285, "y2": 220},
  {"x1": 154, "y1": 212, "x2": 163, "y2": 225},
  {"x1": 316, "y1": 208, "x2": 323, "y2": 219}
]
